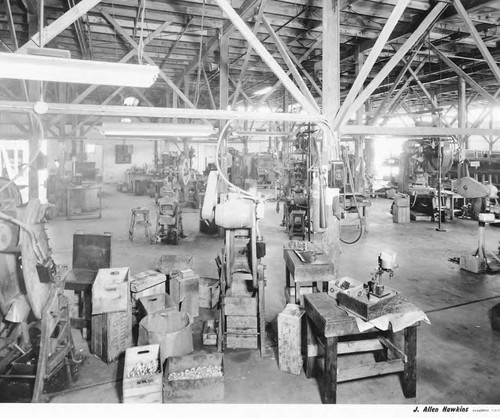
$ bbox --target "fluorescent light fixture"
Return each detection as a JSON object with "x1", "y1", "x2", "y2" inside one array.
[
  {"x1": 0, "y1": 52, "x2": 159, "y2": 88},
  {"x1": 100, "y1": 122, "x2": 218, "y2": 137},
  {"x1": 253, "y1": 86, "x2": 272, "y2": 96}
]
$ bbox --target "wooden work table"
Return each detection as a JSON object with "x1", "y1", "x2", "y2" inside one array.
[
  {"x1": 303, "y1": 292, "x2": 418, "y2": 404},
  {"x1": 283, "y1": 246, "x2": 335, "y2": 305}
]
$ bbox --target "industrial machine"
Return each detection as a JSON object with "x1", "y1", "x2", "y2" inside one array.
[
  {"x1": 279, "y1": 128, "x2": 313, "y2": 239},
  {"x1": 0, "y1": 178, "x2": 79, "y2": 402},
  {"x1": 201, "y1": 130, "x2": 267, "y2": 354},
  {"x1": 154, "y1": 192, "x2": 184, "y2": 245},
  {"x1": 398, "y1": 138, "x2": 455, "y2": 220}
]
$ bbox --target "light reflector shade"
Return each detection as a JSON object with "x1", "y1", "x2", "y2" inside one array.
[
  {"x1": 100, "y1": 122, "x2": 217, "y2": 137},
  {"x1": 0, "y1": 52, "x2": 159, "y2": 88}
]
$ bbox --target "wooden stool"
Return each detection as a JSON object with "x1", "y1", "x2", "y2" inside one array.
[
  {"x1": 129, "y1": 207, "x2": 152, "y2": 242},
  {"x1": 303, "y1": 293, "x2": 417, "y2": 404},
  {"x1": 289, "y1": 210, "x2": 306, "y2": 239}
]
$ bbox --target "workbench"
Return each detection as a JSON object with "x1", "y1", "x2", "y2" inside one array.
[
  {"x1": 303, "y1": 293, "x2": 418, "y2": 404},
  {"x1": 283, "y1": 245, "x2": 335, "y2": 305}
]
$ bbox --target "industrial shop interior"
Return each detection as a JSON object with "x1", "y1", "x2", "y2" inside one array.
[{"x1": 0, "y1": 0, "x2": 499, "y2": 409}]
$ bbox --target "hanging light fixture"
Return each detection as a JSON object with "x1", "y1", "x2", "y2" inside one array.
[
  {"x1": 0, "y1": 52, "x2": 160, "y2": 88},
  {"x1": 99, "y1": 122, "x2": 217, "y2": 137}
]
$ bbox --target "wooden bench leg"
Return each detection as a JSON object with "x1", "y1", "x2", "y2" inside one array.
[
  {"x1": 323, "y1": 336, "x2": 338, "y2": 404},
  {"x1": 304, "y1": 316, "x2": 316, "y2": 379},
  {"x1": 402, "y1": 326, "x2": 417, "y2": 398}
]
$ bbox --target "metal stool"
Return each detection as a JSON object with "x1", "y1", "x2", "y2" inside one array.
[
  {"x1": 129, "y1": 207, "x2": 151, "y2": 242},
  {"x1": 289, "y1": 210, "x2": 306, "y2": 239}
]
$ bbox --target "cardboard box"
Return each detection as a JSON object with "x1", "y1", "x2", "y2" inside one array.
[
  {"x1": 328, "y1": 276, "x2": 365, "y2": 300},
  {"x1": 130, "y1": 270, "x2": 166, "y2": 309},
  {"x1": 123, "y1": 344, "x2": 162, "y2": 403},
  {"x1": 138, "y1": 292, "x2": 177, "y2": 318},
  {"x1": 169, "y1": 270, "x2": 199, "y2": 318},
  {"x1": 199, "y1": 277, "x2": 220, "y2": 309}
]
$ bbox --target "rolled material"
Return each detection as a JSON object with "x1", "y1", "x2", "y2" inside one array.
[{"x1": 215, "y1": 199, "x2": 254, "y2": 228}]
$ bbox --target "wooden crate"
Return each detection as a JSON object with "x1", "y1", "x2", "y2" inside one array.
[
  {"x1": 169, "y1": 271, "x2": 199, "y2": 318},
  {"x1": 459, "y1": 255, "x2": 487, "y2": 273},
  {"x1": 410, "y1": 211, "x2": 432, "y2": 222},
  {"x1": 123, "y1": 344, "x2": 162, "y2": 403},
  {"x1": 337, "y1": 287, "x2": 403, "y2": 321},
  {"x1": 92, "y1": 267, "x2": 130, "y2": 315},
  {"x1": 130, "y1": 270, "x2": 166, "y2": 309},
  {"x1": 226, "y1": 334, "x2": 258, "y2": 349},
  {"x1": 138, "y1": 292, "x2": 177, "y2": 318},
  {"x1": 226, "y1": 315, "x2": 257, "y2": 329},
  {"x1": 224, "y1": 290, "x2": 257, "y2": 316},
  {"x1": 278, "y1": 304, "x2": 304, "y2": 375},
  {"x1": 164, "y1": 353, "x2": 224, "y2": 403},
  {"x1": 91, "y1": 310, "x2": 132, "y2": 363},
  {"x1": 199, "y1": 277, "x2": 220, "y2": 309},
  {"x1": 91, "y1": 267, "x2": 132, "y2": 363}
]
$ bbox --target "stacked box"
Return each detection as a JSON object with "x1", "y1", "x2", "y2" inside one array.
[
  {"x1": 130, "y1": 270, "x2": 166, "y2": 310},
  {"x1": 225, "y1": 274, "x2": 258, "y2": 349},
  {"x1": 123, "y1": 344, "x2": 162, "y2": 403},
  {"x1": 164, "y1": 353, "x2": 224, "y2": 403},
  {"x1": 278, "y1": 304, "x2": 304, "y2": 375},
  {"x1": 91, "y1": 267, "x2": 132, "y2": 363},
  {"x1": 169, "y1": 269, "x2": 199, "y2": 318}
]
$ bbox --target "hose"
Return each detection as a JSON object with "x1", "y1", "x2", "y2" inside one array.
[{"x1": 339, "y1": 146, "x2": 364, "y2": 245}]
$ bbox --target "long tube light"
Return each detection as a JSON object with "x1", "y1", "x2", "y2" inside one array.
[
  {"x1": 0, "y1": 52, "x2": 159, "y2": 88},
  {"x1": 99, "y1": 122, "x2": 218, "y2": 137}
]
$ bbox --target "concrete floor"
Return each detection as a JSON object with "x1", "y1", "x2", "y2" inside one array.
[{"x1": 39, "y1": 184, "x2": 500, "y2": 404}]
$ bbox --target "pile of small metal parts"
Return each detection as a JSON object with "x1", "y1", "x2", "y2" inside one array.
[
  {"x1": 127, "y1": 360, "x2": 160, "y2": 377},
  {"x1": 168, "y1": 365, "x2": 223, "y2": 380}
]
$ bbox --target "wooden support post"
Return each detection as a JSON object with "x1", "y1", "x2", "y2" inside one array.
[
  {"x1": 18, "y1": 0, "x2": 102, "y2": 53},
  {"x1": 458, "y1": 76, "x2": 468, "y2": 151},
  {"x1": 402, "y1": 326, "x2": 417, "y2": 398},
  {"x1": 371, "y1": 45, "x2": 423, "y2": 125},
  {"x1": 219, "y1": 31, "x2": 229, "y2": 175},
  {"x1": 321, "y1": 0, "x2": 341, "y2": 277},
  {"x1": 323, "y1": 336, "x2": 338, "y2": 404},
  {"x1": 212, "y1": 0, "x2": 320, "y2": 116},
  {"x1": 99, "y1": 10, "x2": 199, "y2": 113},
  {"x1": 232, "y1": 0, "x2": 267, "y2": 108},
  {"x1": 336, "y1": 0, "x2": 411, "y2": 125},
  {"x1": 335, "y1": 1, "x2": 449, "y2": 129},
  {"x1": 427, "y1": 42, "x2": 497, "y2": 104},
  {"x1": 452, "y1": 0, "x2": 500, "y2": 85},
  {"x1": 261, "y1": 16, "x2": 320, "y2": 112},
  {"x1": 354, "y1": 45, "x2": 364, "y2": 193}
]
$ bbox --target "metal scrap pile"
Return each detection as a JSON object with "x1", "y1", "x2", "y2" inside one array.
[{"x1": 168, "y1": 365, "x2": 223, "y2": 380}]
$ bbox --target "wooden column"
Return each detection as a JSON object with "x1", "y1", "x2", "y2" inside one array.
[
  {"x1": 219, "y1": 31, "x2": 229, "y2": 176},
  {"x1": 321, "y1": 0, "x2": 341, "y2": 278},
  {"x1": 354, "y1": 45, "x2": 365, "y2": 193},
  {"x1": 458, "y1": 76, "x2": 468, "y2": 150}
]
